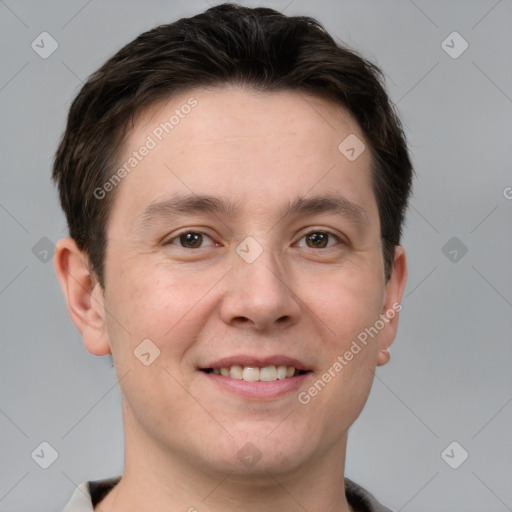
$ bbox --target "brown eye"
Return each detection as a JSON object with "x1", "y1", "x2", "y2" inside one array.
[
  {"x1": 166, "y1": 232, "x2": 216, "y2": 249},
  {"x1": 297, "y1": 231, "x2": 341, "y2": 249},
  {"x1": 305, "y1": 232, "x2": 330, "y2": 248},
  {"x1": 163, "y1": 230, "x2": 219, "y2": 251},
  {"x1": 179, "y1": 232, "x2": 206, "y2": 248}
]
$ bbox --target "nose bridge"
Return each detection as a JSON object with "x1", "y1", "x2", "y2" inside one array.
[
  {"x1": 239, "y1": 240, "x2": 284, "y2": 290},
  {"x1": 221, "y1": 235, "x2": 300, "y2": 330},
  {"x1": 235, "y1": 235, "x2": 289, "y2": 300}
]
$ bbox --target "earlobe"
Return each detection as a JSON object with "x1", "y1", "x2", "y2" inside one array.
[
  {"x1": 377, "y1": 245, "x2": 407, "y2": 367},
  {"x1": 377, "y1": 348, "x2": 390, "y2": 366},
  {"x1": 54, "y1": 237, "x2": 111, "y2": 356}
]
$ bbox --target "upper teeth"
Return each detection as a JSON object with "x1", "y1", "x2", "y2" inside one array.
[{"x1": 213, "y1": 365, "x2": 297, "y2": 382}]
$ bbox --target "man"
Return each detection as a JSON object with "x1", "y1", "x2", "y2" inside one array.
[{"x1": 54, "y1": 3, "x2": 411, "y2": 511}]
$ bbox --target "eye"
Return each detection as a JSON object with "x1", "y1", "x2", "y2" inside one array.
[
  {"x1": 295, "y1": 231, "x2": 341, "y2": 249},
  {"x1": 166, "y1": 231, "x2": 216, "y2": 249}
]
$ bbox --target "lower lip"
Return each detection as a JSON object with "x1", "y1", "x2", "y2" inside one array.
[{"x1": 200, "y1": 371, "x2": 310, "y2": 400}]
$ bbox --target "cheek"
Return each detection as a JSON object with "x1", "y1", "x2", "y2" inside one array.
[
  {"x1": 315, "y1": 289, "x2": 381, "y2": 392},
  {"x1": 102, "y1": 260, "x2": 214, "y2": 434},
  {"x1": 297, "y1": 262, "x2": 384, "y2": 401},
  {"x1": 108, "y1": 255, "x2": 189, "y2": 330},
  {"x1": 102, "y1": 262, "x2": 159, "y2": 357},
  {"x1": 296, "y1": 279, "x2": 383, "y2": 445},
  {"x1": 103, "y1": 253, "x2": 226, "y2": 368},
  {"x1": 301, "y1": 262, "x2": 384, "y2": 345}
]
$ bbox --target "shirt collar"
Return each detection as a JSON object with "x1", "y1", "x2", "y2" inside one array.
[{"x1": 63, "y1": 475, "x2": 394, "y2": 512}]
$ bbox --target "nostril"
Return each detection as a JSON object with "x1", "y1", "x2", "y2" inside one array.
[{"x1": 232, "y1": 317, "x2": 250, "y2": 325}]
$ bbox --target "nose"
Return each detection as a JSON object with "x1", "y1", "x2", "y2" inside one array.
[{"x1": 219, "y1": 243, "x2": 301, "y2": 333}]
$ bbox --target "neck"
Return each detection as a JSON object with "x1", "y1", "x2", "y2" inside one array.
[{"x1": 96, "y1": 408, "x2": 353, "y2": 512}]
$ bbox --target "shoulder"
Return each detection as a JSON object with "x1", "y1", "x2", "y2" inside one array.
[
  {"x1": 62, "y1": 476, "x2": 121, "y2": 512},
  {"x1": 345, "y1": 478, "x2": 395, "y2": 512}
]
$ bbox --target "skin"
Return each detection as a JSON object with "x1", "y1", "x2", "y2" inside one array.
[{"x1": 55, "y1": 85, "x2": 407, "y2": 512}]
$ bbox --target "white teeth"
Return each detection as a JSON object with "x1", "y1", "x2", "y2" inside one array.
[
  {"x1": 213, "y1": 365, "x2": 301, "y2": 382},
  {"x1": 260, "y1": 366, "x2": 277, "y2": 381},
  {"x1": 242, "y1": 367, "x2": 260, "y2": 382},
  {"x1": 230, "y1": 365, "x2": 243, "y2": 380}
]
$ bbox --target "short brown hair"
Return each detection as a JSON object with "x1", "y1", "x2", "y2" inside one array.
[{"x1": 53, "y1": 3, "x2": 413, "y2": 287}]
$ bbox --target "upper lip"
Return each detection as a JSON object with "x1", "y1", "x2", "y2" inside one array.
[{"x1": 201, "y1": 355, "x2": 309, "y2": 371}]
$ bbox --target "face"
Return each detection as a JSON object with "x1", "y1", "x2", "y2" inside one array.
[{"x1": 82, "y1": 86, "x2": 405, "y2": 477}]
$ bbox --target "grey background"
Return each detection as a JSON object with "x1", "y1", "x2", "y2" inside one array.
[{"x1": 1, "y1": 0, "x2": 511, "y2": 511}]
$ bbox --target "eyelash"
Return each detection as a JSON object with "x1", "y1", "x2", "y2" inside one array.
[{"x1": 164, "y1": 230, "x2": 344, "y2": 249}]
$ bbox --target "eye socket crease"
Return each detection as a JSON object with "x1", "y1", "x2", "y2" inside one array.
[{"x1": 135, "y1": 192, "x2": 369, "y2": 236}]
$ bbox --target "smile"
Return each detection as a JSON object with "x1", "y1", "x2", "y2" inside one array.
[{"x1": 202, "y1": 365, "x2": 308, "y2": 382}]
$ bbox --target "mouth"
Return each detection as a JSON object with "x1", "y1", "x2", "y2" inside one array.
[
  {"x1": 199, "y1": 357, "x2": 312, "y2": 399},
  {"x1": 201, "y1": 365, "x2": 309, "y2": 382}
]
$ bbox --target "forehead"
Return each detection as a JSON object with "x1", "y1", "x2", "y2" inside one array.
[
  {"x1": 107, "y1": 85, "x2": 377, "y2": 233},
  {"x1": 138, "y1": 84, "x2": 354, "y2": 138},
  {"x1": 128, "y1": 85, "x2": 362, "y2": 161}
]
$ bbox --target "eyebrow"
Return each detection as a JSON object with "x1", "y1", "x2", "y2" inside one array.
[{"x1": 137, "y1": 192, "x2": 368, "y2": 230}]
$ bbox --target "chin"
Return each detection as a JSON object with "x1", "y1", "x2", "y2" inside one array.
[{"x1": 207, "y1": 424, "x2": 319, "y2": 477}]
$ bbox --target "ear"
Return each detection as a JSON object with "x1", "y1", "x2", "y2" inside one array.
[
  {"x1": 54, "y1": 237, "x2": 111, "y2": 356},
  {"x1": 377, "y1": 245, "x2": 407, "y2": 366}
]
